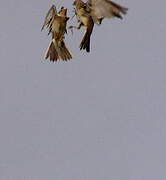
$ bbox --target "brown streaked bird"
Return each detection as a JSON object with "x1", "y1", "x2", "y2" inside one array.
[
  {"x1": 73, "y1": 0, "x2": 94, "y2": 52},
  {"x1": 72, "y1": 0, "x2": 128, "y2": 52},
  {"x1": 42, "y1": 5, "x2": 72, "y2": 62}
]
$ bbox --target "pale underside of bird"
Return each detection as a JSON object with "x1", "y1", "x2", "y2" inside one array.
[{"x1": 41, "y1": 5, "x2": 73, "y2": 62}]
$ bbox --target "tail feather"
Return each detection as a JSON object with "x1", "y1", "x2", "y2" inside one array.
[
  {"x1": 45, "y1": 40, "x2": 72, "y2": 62},
  {"x1": 80, "y1": 31, "x2": 91, "y2": 52},
  {"x1": 61, "y1": 42, "x2": 72, "y2": 60},
  {"x1": 59, "y1": 41, "x2": 72, "y2": 61},
  {"x1": 45, "y1": 41, "x2": 59, "y2": 62},
  {"x1": 58, "y1": 46, "x2": 66, "y2": 60},
  {"x1": 80, "y1": 22, "x2": 94, "y2": 53}
]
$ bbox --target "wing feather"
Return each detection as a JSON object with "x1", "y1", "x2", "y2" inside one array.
[
  {"x1": 41, "y1": 5, "x2": 57, "y2": 31},
  {"x1": 87, "y1": 0, "x2": 128, "y2": 23}
]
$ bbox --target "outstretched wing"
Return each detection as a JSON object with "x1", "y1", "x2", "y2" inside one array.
[
  {"x1": 87, "y1": 0, "x2": 128, "y2": 24},
  {"x1": 41, "y1": 5, "x2": 57, "y2": 31}
]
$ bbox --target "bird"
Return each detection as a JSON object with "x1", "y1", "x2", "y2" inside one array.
[
  {"x1": 41, "y1": 5, "x2": 72, "y2": 62},
  {"x1": 72, "y1": 0, "x2": 94, "y2": 52},
  {"x1": 72, "y1": 0, "x2": 128, "y2": 52}
]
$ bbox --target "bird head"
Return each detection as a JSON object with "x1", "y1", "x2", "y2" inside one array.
[
  {"x1": 73, "y1": 0, "x2": 84, "y2": 6},
  {"x1": 58, "y1": 6, "x2": 68, "y2": 16}
]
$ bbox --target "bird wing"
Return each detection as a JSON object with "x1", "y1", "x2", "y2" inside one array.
[
  {"x1": 41, "y1": 5, "x2": 57, "y2": 31},
  {"x1": 87, "y1": 0, "x2": 128, "y2": 23}
]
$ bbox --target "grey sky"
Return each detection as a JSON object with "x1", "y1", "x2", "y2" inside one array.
[{"x1": 0, "y1": 0, "x2": 166, "y2": 179}]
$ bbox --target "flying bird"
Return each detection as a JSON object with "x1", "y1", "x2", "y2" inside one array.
[
  {"x1": 72, "y1": 0, "x2": 94, "y2": 52},
  {"x1": 72, "y1": 0, "x2": 128, "y2": 52},
  {"x1": 42, "y1": 5, "x2": 72, "y2": 62}
]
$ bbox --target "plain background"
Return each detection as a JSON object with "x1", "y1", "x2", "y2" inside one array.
[{"x1": 0, "y1": 0, "x2": 166, "y2": 179}]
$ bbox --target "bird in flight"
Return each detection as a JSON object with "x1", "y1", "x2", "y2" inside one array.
[
  {"x1": 42, "y1": 5, "x2": 73, "y2": 62},
  {"x1": 71, "y1": 0, "x2": 128, "y2": 52},
  {"x1": 41, "y1": 1, "x2": 128, "y2": 61}
]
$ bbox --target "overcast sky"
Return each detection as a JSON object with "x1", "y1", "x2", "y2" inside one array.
[{"x1": 0, "y1": 0, "x2": 166, "y2": 179}]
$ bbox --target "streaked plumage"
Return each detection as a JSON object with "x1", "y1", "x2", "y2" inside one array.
[
  {"x1": 72, "y1": 0, "x2": 128, "y2": 52},
  {"x1": 73, "y1": 0, "x2": 94, "y2": 52},
  {"x1": 42, "y1": 5, "x2": 72, "y2": 62}
]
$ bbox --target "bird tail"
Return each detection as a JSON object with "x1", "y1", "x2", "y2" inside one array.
[
  {"x1": 58, "y1": 40, "x2": 73, "y2": 61},
  {"x1": 80, "y1": 21, "x2": 94, "y2": 53},
  {"x1": 44, "y1": 40, "x2": 72, "y2": 62}
]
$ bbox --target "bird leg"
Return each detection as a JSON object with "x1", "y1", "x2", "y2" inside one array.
[{"x1": 68, "y1": 23, "x2": 82, "y2": 34}]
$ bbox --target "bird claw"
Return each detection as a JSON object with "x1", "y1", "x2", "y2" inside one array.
[{"x1": 68, "y1": 26, "x2": 75, "y2": 35}]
